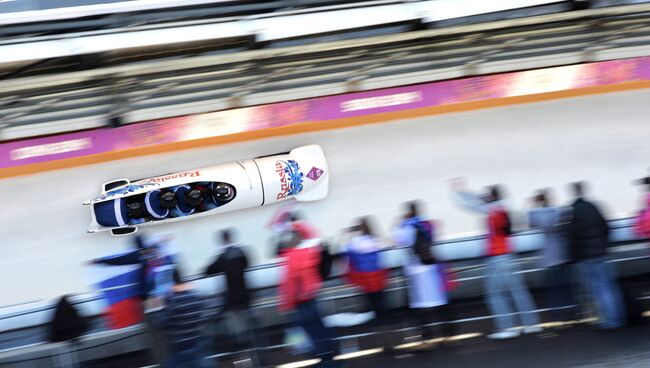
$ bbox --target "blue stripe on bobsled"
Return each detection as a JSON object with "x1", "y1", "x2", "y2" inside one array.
[
  {"x1": 173, "y1": 185, "x2": 195, "y2": 216},
  {"x1": 145, "y1": 190, "x2": 170, "y2": 219}
]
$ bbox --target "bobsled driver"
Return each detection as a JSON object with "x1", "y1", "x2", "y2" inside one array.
[{"x1": 213, "y1": 183, "x2": 235, "y2": 206}]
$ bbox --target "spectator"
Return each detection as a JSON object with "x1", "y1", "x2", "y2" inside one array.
[
  {"x1": 393, "y1": 201, "x2": 452, "y2": 346},
  {"x1": 205, "y1": 229, "x2": 251, "y2": 310},
  {"x1": 342, "y1": 217, "x2": 388, "y2": 319},
  {"x1": 529, "y1": 189, "x2": 574, "y2": 322},
  {"x1": 91, "y1": 234, "x2": 175, "y2": 364},
  {"x1": 568, "y1": 181, "x2": 626, "y2": 329},
  {"x1": 279, "y1": 231, "x2": 339, "y2": 367},
  {"x1": 204, "y1": 228, "x2": 260, "y2": 354},
  {"x1": 159, "y1": 268, "x2": 208, "y2": 368},
  {"x1": 268, "y1": 207, "x2": 319, "y2": 257},
  {"x1": 633, "y1": 176, "x2": 650, "y2": 238},
  {"x1": 451, "y1": 178, "x2": 541, "y2": 339},
  {"x1": 268, "y1": 206, "x2": 296, "y2": 256},
  {"x1": 90, "y1": 235, "x2": 160, "y2": 301}
]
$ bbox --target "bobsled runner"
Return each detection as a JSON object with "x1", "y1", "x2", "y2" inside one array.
[{"x1": 84, "y1": 145, "x2": 328, "y2": 235}]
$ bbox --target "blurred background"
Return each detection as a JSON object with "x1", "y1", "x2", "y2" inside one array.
[{"x1": 1, "y1": 0, "x2": 650, "y2": 367}]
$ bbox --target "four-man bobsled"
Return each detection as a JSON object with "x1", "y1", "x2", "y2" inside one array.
[{"x1": 84, "y1": 145, "x2": 329, "y2": 235}]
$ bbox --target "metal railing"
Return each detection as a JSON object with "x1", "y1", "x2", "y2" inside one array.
[{"x1": 0, "y1": 219, "x2": 643, "y2": 324}]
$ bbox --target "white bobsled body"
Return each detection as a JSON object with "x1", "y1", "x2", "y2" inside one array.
[{"x1": 85, "y1": 145, "x2": 328, "y2": 234}]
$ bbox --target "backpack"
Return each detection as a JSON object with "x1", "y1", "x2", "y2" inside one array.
[
  {"x1": 319, "y1": 242, "x2": 333, "y2": 279},
  {"x1": 412, "y1": 220, "x2": 436, "y2": 265},
  {"x1": 493, "y1": 209, "x2": 513, "y2": 236},
  {"x1": 504, "y1": 211, "x2": 513, "y2": 236},
  {"x1": 48, "y1": 296, "x2": 88, "y2": 343}
]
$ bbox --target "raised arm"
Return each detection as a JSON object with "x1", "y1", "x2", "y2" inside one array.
[
  {"x1": 449, "y1": 178, "x2": 488, "y2": 214},
  {"x1": 453, "y1": 190, "x2": 489, "y2": 214},
  {"x1": 93, "y1": 251, "x2": 141, "y2": 266}
]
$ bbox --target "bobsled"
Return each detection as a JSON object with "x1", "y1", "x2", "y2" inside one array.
[{"x1": 84, "y1": 145, "x2": 329, "y2": 235}]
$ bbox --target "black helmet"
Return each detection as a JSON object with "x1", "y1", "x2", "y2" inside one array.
[
  {"x1": 213, "y1": 183, "x2": 235, "y2": 203},
  {"x1": 160, "y1": 190, "x2": 177, "y2": 209},
  {"x1": 126, "y1": 195, "x2": 146, "y2": 219},
  {"x1": 185, "y1": 188, "x2": 204, "y2": 207}
]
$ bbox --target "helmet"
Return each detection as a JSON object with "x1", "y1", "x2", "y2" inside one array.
[
  {"x1": 185, "y1": 188, "x2": 204, "y2": 207},
  {"x1": 159, "y1": 190, "x2": 177, "y2": 209},
  {"x1": 125, "y1": 195, "x2": 146, "y2": 219},
  {"x1": 213, "y1": 183, "x2": 235, "y2": 203}
]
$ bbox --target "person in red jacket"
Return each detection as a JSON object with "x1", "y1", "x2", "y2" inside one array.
[
  {"x1": 279, "y1": 231, "x2": 339, "y2": 367},
  {"x1": 633, "y1": 177, "x2": 650, "y2": 238},
  {"x1": 451, "y1": 178, "x2": 541, "y2": 340}
]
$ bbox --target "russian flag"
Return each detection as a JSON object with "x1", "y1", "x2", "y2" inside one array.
[
  {"x1": 88, "y1": 238, "x2": 178, "y2": 329},
  {"x1": 345, "y1": 237, "x2": 387, "y2": 294},
  {"x1": 88, "y1": 261, "x2": 143, "y2": 329}
]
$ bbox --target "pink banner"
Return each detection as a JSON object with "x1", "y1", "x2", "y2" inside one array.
[
  {"x1": 1, "y1": 57, "x2": 649, "y2": 170},
  {"x1": 0, "y1": 129, "x2": 114, "y2": 168},
  {"x1": 311, "y1": 57, "x2": 650, "y2": 120}
]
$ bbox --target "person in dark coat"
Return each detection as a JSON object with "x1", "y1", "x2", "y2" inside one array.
[
  {"x1": 568, "y1": 181, "x2": 626, "y2": 329},
  {"x1": 159, "y1": 268, "x2": 208, "y2": 368},
  {"x1": 204, "y1": 229, "x2": 251, "y2": 310},
  {"x1": 204, "y1": 229, "x2": 259, "y2": 356}
]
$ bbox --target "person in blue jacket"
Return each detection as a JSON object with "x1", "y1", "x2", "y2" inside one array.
[{"x1": 90, "y1": 235, "x2": 161, "y2": 301}]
